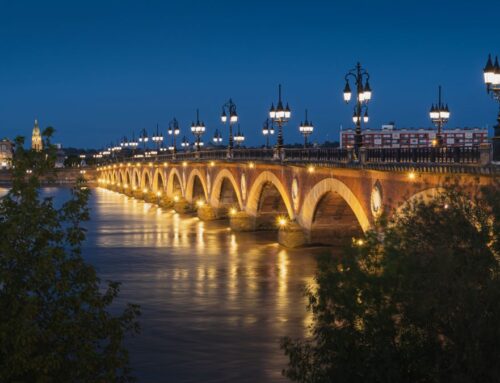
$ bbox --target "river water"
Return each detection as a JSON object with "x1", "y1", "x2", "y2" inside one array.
[{"x1": 2, "y1": 187, "x2": 324, "y2": 382}]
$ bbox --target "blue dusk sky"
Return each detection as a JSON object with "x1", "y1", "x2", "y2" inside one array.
[{"x1": 0, "y1": 0, "x2": 499, "y2": 148}]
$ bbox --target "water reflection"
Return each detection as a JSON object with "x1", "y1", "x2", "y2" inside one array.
[{"x1": 84, "y1": 188, "x2": 324, "y2": 382}]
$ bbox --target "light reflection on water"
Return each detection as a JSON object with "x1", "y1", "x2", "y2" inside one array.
[{"x1": 8, "y1": 186, "x2": 325, "y2": 382}]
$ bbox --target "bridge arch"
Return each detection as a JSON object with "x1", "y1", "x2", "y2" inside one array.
[
  {"x1": 185, "y1": 169, "x2": 209, "y2": 203},
  {"x1": 167, "y1": 168, "x2": 184, "y2": 197},
  {"x1": 131, "y1": 168, "x2": 141, "y2": 189},
  {"x1": 396, "y1": 187, "x2": 446, "y2": 214},
  {"x1": 210, "y1": 169, "x2": 243, "y2": 209},
  {"x1": 119, "y1": 169, "x2": 127, "y2": 185},
  {"x1": 299, "y1": 178, "x2": 370, "y2": 244},
  {"x1": 152, "y1": 168, "x2": 166, "y2": 193},
  {"x1": 246, "y1": 171, "x2": 294, "y2": 220},
  {"x1": 141, "y1": 168, "x2": 153, "y2": 190}
]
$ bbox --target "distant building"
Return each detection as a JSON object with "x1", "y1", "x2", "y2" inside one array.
[
  {"x1": 54, "y1": 143, "x2": 66, "y2": 168},
  {"x1": 0, "y1": 139, "x2": 14, "y2": 169},
  {"x1": 340, "y1": 123, "x2": 488, "y2": 149},
  {"x1": 31, "y1": 119, "x2": 43, "y2": 151}
]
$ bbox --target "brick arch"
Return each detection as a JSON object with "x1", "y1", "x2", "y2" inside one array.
[
  {"x1": 124, "y1": 169, "x2": 132, "y2": 187},
  {"x1": 210, "y1": 169, "x2": 243, "y2": 209},
  {"x1": 119, "y1": 169, "x2": 127, "y2": 185},
  {"x1": 185, "y1": 169, "x2": 209, "y2": 203},
  {"x1": 396, "y1": 187, "x2": 445, "y2": 214},
  {"x1": 152, "y1": 168, "x2": 166, "y2": 193},
  {"x1": 299, "y1": 178, "x2": 370, "y2": 233},
  {"x1": 246, "y1": 171, "x2": 294, "y2": 219},
  {"x1": 166, "y1": 168, "x2": 184, "y2": 197},
  {"x1": 131, "y1": 168, "x2": 141, "y2": 189},
  {"x1": 141, "y1": 168, "x2": 153, "y2": 190}
]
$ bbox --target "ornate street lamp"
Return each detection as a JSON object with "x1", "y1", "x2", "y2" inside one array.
[
  {"x1": 190, "y1": 109, "x2": 206, "y2": 153},
  {"x1": 269, "y1": 84, "x2": 291, "y2": 159},
  {"x1": 120, "y1": 136, "x2": 129, "y2": 148},
  {"x1": 234, "y1": 125, "x2": 245, "y2": 148},
  {"x1": 168, "y1": 118, "x2": 180, "y2": 157},
  {"x1": 181, "y1": 135, "x2": 190, "y2": 152},
  {"x1": 213, "y1": 129, "x2": 223, "y2": 144},
  {"x1": 129, "y1": 132, "x2": 139, "y2": 156},
  {"x1": 298, "y1": 109, "x2": 314, "y2": 148},
  {"x1": 483, "y1": 54, "x2": 500, "y2": 161},
  {"x1": 343, "y1": 62, "x2": 372, "y2": 158},
  {"x1": 151, "y1": 124, "x2": 163, "y2": 152},
  {"x1": 220, "y1": 99, "x2": 238, "y2": 158},
  {"x1": 262, "y1": 118, "x2": 275, "y2": 149},
  {"x1": 138, "y1": 128, "x2": 149, "y2": 151},
  {"x1": 429, "y1": 86, "x2": 450, "y2": 147}
]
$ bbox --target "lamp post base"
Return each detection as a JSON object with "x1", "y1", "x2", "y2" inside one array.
[{"x1": 273, "y1": 147, "x2": 284, "y2": 161}]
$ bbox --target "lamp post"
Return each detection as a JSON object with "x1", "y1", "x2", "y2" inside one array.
[
  {"x1": 269, "y1": 84, "x2": 291, "y2": 160},
  {"x1": 129, "y1": 132, "x2": 139, "y2": 156},
  {"x1": 191, "y1": 109, "x2": 206, "y2": 155},
  {"x1": 151, "y1": 124, "x2": 163, "y2": 153},
  {"x1": 138, "y1": 128, "x2": 149, "y2": 152},
  {"x1": 298, "y1": 109, "x2": 314, "y2": 148},
  {"x1": 343, "y1": 62, "x2": 372, "y2": 158},
  {"x1": 262, "y1": 118, "x2": 275, "y2": 149},
  {"x1": 234, "y1": 125, "x2": 245, "y2": 148},
  {"x1": 213, "y1": 129, "x2": 223, "y2": 145},
  {"x1": 220, "y1": 99, "x2": 238, "y2": 158},
  {"x1": 483, "y1": 54, "x2": 500, "y2": 161},
  {"x1": 168, "y1": 118, "x2": 180, "y2": 158},
  {"x1": 181, "y1": 136, "x2": 190, "y2": 152},
  {"x1": 429, "y1": 86, "x2": 450, "y2": 147}
]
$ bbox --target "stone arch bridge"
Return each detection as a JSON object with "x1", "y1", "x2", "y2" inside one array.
[{"x1": 96, "y1": 157, "x2": 494, "y2": 247}]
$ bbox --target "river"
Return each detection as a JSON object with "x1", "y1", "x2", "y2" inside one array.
[{"x1": 2, "y1": 186, "x2": 325, "y2": 382}]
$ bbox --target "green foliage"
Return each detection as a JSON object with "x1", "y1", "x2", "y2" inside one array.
[
  {"x1": 0, "y1": 131, "x2": 140, "y2": 382},
  {"x1": 282, "y1": 181, "x2": 500, "y2": 383}
]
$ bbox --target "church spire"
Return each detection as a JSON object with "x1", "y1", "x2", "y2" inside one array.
[{"x1": 32, "y1": 119, "x2": 43, "y2": 151}]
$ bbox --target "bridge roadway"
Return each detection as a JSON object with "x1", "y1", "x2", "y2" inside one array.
[{"x1": 96, "y1": 146, "x2": 498, "y2": 247}]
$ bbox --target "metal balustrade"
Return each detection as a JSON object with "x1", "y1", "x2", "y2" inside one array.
[
  {"x1": 364, "y1": 146, "x2": 480, "y2": 164},
  {"x1": 99, "y1": 146, "x2": 486, "y2": 167}
]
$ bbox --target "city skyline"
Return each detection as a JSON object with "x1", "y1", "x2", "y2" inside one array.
[{"x1": 0, "y1": 0, "x2": 499, "y2": 148}]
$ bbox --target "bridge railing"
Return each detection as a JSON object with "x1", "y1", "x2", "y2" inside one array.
[
  {"x1": 103, "y1": 146, "x2": 487, "y2": 167},
  {"x1": 364, "y1": 146, "x2": 480, "y2": 164},
  {"x1": 283, "y1": 148, "x2": 349, "y2": 162}
]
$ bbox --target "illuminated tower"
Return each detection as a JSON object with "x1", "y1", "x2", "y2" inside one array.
[{"x1": 31, "y1": 119, "x2": 43, "y2": 151}]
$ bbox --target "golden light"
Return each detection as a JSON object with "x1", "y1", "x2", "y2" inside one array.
[
  {"x1": 229, "y1": 207, "x2": 237, "y2": 216},
  {"x1": 173, "y1": 195, "x2": 180, "y2": 202},
  {"x1": 148, "y1": 162, "x2": 153, "y2": 167},
  {"x1": 277, "y1": 216, "x2": 288, "y2": 227},
  {"x1": 308, "y1": 165, "x2": 315, "y2": 173},
  {"x1": 132, "y1": 186, "x2": 136, "y2": 191},
  {"x1": 248, "y1": 162, "x2": 255, "y2": 169},
  {"x1": 136, "y1": 163, "x2": 141, "y2": 167},
  {"x1": 124, "y1": 183, "x2": 129, "y2": 188},
  {"x1": 444, "y1": 203, "x2": 449, "y2": 209},
  {"x1": 127, "y1": 162, "x2": 131, "y2": 166},
  {"x1": 196, "y1": 199, "x2": 205, "y2": 207},
  {"x1": 182, "y1": 161, "x2": 188, "y2": 167},
  {"x1": 431, "y1": 139, "x2": 438, "y2": 147},
  {"x1": 163, "y1": 162, "x2": 168, "y2": 167},
  {"x1": 209, "y1": 161, "x2": 215, "y2": 167},
  {"x1": 143, "y1": 188, "x2": 148, "y2": 193},
  {"x1": 156, "y1": 191, "x2": 162, "y2": 197},
  {"x1": 354, "y1": 238, "x2": 364, "y2": 246},
  {"x1": 408, "y1": 171, "x2": 416, "y2": 180}
]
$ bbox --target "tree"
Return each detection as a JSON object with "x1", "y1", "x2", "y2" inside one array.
[
  {"x1": 282, "y1": 181, "x2": 500, "y2": 383},
  {"x1": 0, "y1": 130, "x2": 140, "y2": 382}
]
